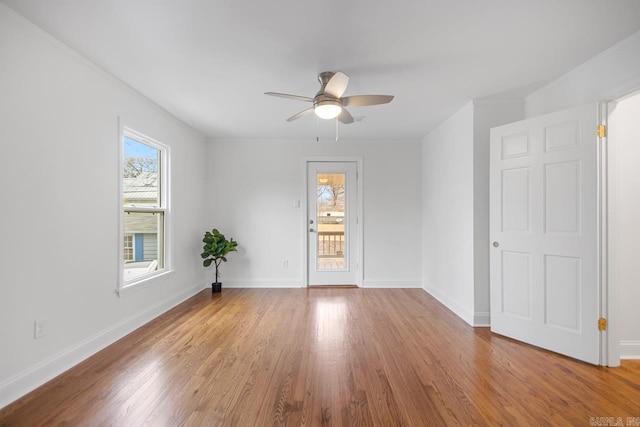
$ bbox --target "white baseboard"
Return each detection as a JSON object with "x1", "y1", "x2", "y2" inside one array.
[
  {"x1": 423, "y1": 285, "x2": 475, "y2": 327},
  {"x1": 221, "y1": 280, "x2": 303, "y2": 288},
  {"x1": 361, "y1": 280, "x2": 422, "y2": 288},
  {"x1": 218, "y1": 279, "x2": 422, "y2": 289},
  {"x1": 473, "y1": 312, "x2": 491, "y2": 327},
  {"x1": 0, "y1": 282, "x2": 205, "y2": 409},
  {"x1": 220, "y1": 280, "x2": 422, "y2": 289},
  {"x1": 620, "y1": 340, "x2": 640, "y2": 359}
]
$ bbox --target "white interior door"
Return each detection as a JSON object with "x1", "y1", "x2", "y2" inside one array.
[
  {"x1": 307, "y1": 162, "x2": 358, "y2": 286},
  {"x1": 490, "y1": 103, "x2": 600, "y2": 364}
]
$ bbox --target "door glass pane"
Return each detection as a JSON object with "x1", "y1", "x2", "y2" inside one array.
[{"x1": 316, "y1": 173, "x2": 346, "y2": 270}]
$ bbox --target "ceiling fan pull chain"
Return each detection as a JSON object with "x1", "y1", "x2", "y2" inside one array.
[{"x1": 336, "y1": 118, "x2": 339, "y2": 142}]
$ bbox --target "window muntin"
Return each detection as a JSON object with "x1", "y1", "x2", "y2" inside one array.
[{"x1": 121, "y1": 130, "x2": 169, "y2": 289}]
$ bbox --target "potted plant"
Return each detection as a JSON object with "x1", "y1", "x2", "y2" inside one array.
[{"x1": 201, "y1": 228, "x2": 238, "y2": 293}]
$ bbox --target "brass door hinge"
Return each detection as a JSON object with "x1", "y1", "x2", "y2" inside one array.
[
  {"x1": 598, "y1": 317, "x2": 607, "y2": 331},
  {"x1": 597, "y1": 124, "x2": 607, "y2": 138}
]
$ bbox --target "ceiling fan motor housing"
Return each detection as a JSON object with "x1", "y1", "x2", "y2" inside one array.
[
  {"x1": 314, "y1": 93, "x2": 342, "y2": 108},
  {"x1": 317, "y1": 71, "x2": 336, "y2": 86}
]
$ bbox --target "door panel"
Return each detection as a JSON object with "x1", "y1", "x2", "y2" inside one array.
[
  {"x1": 490, "y1": 103, "x2": 599, "y2": 364},
  {"x1": 501, "y1": 250, "x2": 532, "y2": 319},
  {"x1": 544, "y1": 254, "x2": 581, "y2": 330},
  {"x1": 502, "y1": 167, "x2": 531, "y2": 232},
  {"x1": 544, "y1": 161, "x2": 580, "y2": 233},
  {"x1": 307, "y1": 162, "x2": 358, "y2": 285}
]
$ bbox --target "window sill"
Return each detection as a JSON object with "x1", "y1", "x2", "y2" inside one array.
[{"x1": 117, "y1": 269, "x2": 173, "y2": 297}]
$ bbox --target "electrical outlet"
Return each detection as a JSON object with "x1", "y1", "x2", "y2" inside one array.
[
  {"x1": 282, "y1": 259, "x2": 288, "y2": 268},
  {"x1": 34, "y1": 317, "x2": 47, "y2": 339}
]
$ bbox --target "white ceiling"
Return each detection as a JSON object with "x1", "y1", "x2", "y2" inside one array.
[{"x1": 4, "y1": 0, "x2": 640, "y2": 141}]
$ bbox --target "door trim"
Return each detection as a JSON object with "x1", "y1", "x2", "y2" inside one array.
[
  {"x1": 598, "y1": 101, "x2": 613, "y2": 366},
  {"x1": 602, "y1": 88, "x2": 640, "y2": 366},
  {"x1": 303, "y1": 157, "x2": 364, "y2": 287}
]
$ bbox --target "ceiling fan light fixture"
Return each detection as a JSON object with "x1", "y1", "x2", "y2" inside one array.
[{"x1": 314, "y1": 100, "x2": 342, "y2": 120}]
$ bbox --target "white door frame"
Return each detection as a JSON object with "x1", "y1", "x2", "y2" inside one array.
[
  {"x1": 601, "y1": 88, "x2": 640, "y2": 366},
  {"x1": 303, "y1": 157, "x2": 364, "y2": 287},
  {"x1": 596, "y1": 101, "x2": 612, "y2": 366}
]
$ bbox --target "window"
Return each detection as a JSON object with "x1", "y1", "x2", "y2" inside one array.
[
  {"x1": 123, "y1": 234, "x2": 134, "y2": 261},
  {"x1": 120, "y1": 129, "x2": 169, "y2": 290}
]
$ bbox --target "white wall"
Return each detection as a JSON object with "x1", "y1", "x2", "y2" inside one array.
[
  {"x1": 206, "y1": 139, "x2": 423, "y2": 288},
  {"x1": 609, "y1": 93, "x2": 640, "y2": 359},
  {"x1": 0, "y1": 6, "x2": 208, "y2": 407},
  {"x1": 526, "y1": 30, "x2": 640, "y2": 117},
  {"x1": 422, "y1": 102, "x2": 476, "y2": 322},
  {"x1": 422, "y1": 100, "x2": 523, "y2": 326}
]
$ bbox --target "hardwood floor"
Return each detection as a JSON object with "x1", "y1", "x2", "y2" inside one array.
[{"x1": 1, "y1": 288, "x2": 639, "y2": 426}]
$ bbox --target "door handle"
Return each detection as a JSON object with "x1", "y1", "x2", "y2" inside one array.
[
  {"x1": 309, "y1": 219, "x2": 314, "y2": 224},
  {"x1": 492, "y1": 241, "x2": 499, "y2": 248},
  {"x1": 309, "y1": 228, "x2": 315, "y2": 232}
]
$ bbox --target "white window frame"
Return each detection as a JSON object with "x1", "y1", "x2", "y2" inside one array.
[{"x1": 118, "y1": 126, "x2": 172, "y2": 295}]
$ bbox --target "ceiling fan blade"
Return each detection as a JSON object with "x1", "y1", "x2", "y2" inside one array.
[
  {"x1": 341, "y1": 95, "x2": 394, "y2": 107},
  {"x1": 264, "y1": 92, "x2": 313, "y2": 102},
  {"x1": 286, "y1": 107, "x2": 314, "y2": 122},
  {"x1": 337, "y1": 108, "x2": 354, "y2": 124},
  {"x1": 323, "y1": 72, "x2": 349, "y2": 98}
]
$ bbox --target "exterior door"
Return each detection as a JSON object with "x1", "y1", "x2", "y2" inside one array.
[
  {"x1": 489, "y1": 103, "x2": 600, "y2": 364},
  {"x1": 307, "y1": 162, "x2": 358, "y2": 285}
]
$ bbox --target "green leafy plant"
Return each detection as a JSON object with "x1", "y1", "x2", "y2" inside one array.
[{"x1": 201, "y1": 228, "x2": 238, "y2": 283}]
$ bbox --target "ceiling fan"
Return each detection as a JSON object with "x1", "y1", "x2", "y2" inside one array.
[{"x1": 265, "y1": 71, "x2": 394, "y2": 124}]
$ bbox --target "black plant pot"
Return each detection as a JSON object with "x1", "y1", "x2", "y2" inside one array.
[{"x1": 212, "y1": 282, "x2": 222, "y2": 293}]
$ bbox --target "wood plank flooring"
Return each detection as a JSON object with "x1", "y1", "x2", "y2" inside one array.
[{"x1": 1, "y1": 288, "x2": 639, "y2": 426}]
